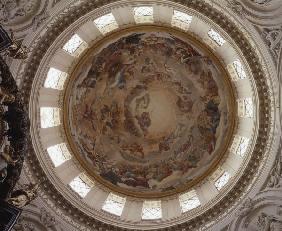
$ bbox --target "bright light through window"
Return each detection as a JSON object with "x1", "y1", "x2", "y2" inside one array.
[
  {"x1": 47, "y1": 143, "x2": 71, "y2": 167},
  {"x1": 179, "y1": 191, "x2": 201, "y2": 213},
  {"x1": 227, "y1": 60, "x2": 247, "y2": 81},
  {"x1": 208, "y1": 29, "x2": 226, "y2": 46},
  {"x1": 233, "y1": 60, "x2": 247, "y2": 80},
  {"x1": 94, "y1": 13, "x2": 118, "y2": 34},
  {"x1": 40, "y1": 107, "x2": 60, "y2": 128},
  {"x1": 237, "y1": 136, "x2": 249, "y2": 157},
  {"x1": 142, "y1": 201, "x2": 162, "y2": 220},
  {"x1": 134, "y1": 6, "x2": 154, "y2": 23},
  {"x1": 230, "y1": 135, "x2": 250, "y2": 157},
  {"x1": 214, "y1": 172, "x2": 230, "y2": 190},
  {"x1": 69, "y1": 175, "x2": 92, "y2": 198},
  {"x1": 102, "y1": 193, "x2": 126, "y2": 216},
  {"x1": 238, "y1": 98, "x2": 253, "y2": 118},
  {"x1": 63, "y1": 34, "x2": 84, "y2": 54},
  {"x1": 244, "y1": 98, "x2": 253, "y2": 117},
  {"x1": 171, "y1": 10, "x2": 192, "y2": 31},
  {"x1": 44, "y1": 68, "x2": 67, "y2": 90}
]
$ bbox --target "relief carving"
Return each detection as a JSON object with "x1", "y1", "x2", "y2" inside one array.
[
  {"x1": 13, "y1": 218, "x2": 36, "y2": 231},
  {"x1": 233, "y1": 198, "x2": 255, "y2": 228},
  {"x1": 229, "y1": 199, "x2": 282, "y2": 231},
  {"x1": 40, "y1": 208, "x2": 57, "y2": 228},
  {"x1": 237, "y1": 198, "x2": 254, "y2": 217},
  {"x1": 257, "y1": 212, "x2": 282, "y2": 230},
  {"x1": 12, "y1": 200, "x2": 61, "y2": 231},
  {"x1": 266, "y1": 142, "x2": 282, "y2": 188}
]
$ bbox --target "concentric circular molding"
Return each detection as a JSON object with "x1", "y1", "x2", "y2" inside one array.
[
  {"x1": 63, "y1": 25, "x2": 236, "y2": 198},
  {"x1": 21, "y1": 0, "x2": 275, "y2": 230},
  {"x1": 34, "y1": 19, "x2": 243, "y2": 226}
]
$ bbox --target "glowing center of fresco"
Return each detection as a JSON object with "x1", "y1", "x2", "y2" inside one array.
[
  {"x1": 128, "y1": 86, "x2": 177, "y2": 140},
  {"x1": 67, "y1": 31, "x2": 232, "y2": 194}
]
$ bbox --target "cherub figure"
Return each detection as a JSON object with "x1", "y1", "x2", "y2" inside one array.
[
  {"x1": 0, "y1": 144, "x2": 18, "y2": 166},
  {"x1": 0, "y1": 89, "x2": 15, "y2": 105},
  {"x1": 8, "y1": 183, "x2": 40, "y2": 208}
]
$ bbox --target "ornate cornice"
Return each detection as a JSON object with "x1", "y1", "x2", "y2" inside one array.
[{"x1": 19, "y1": 0, "x2": 275, "y2": 230}]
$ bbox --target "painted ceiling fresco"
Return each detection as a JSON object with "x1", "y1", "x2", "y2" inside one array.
[{"x1": 67, "y1": 32, "x2": 233, "y2": 195}]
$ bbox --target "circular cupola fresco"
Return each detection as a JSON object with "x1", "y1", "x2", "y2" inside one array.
[{"x1": 64, "y1": 28, "x2": 235, "y2": 197}]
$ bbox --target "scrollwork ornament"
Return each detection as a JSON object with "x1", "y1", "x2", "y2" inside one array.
[
  {"x1": 257, "y1": 212, "x2": 282, "y2": 231},
  {"x1": 266, "y1": 142, "x2": 282, "y2": 188},
  {"x1": 262, "y1": 27, "x2": 282, "y2": 62},
  {"x1": 236, "y1": 198, "x2": 254, "y2": 217}
]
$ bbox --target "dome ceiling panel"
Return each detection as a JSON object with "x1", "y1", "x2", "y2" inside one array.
[
  {"x1": 18, "y1": 0, "x2": 277, "y2": 230},
  {"x1": 64, "y1": 29, "x2": 235, "y2": 197}
]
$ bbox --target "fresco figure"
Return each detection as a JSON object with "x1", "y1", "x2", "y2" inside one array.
[{"x1": 68, "y1": 32, "x2": 231, "y2": 193}]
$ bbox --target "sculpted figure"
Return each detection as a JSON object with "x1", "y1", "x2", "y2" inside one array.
[
  {"x1": 3, "y1": 105, "x2": 29, "y2": 142},
  {"x1": 7, "y1": 183, "x2": 39, "y2": 208},
  {"x1": 5, "y1": 43, "x2": 28, "y2": 59},
  {"x1": 0, "y1": 153, "x2": 7, "y2": 170},
  {"x1": 0, "y1": 165, "x2": 7, "y2": 183},
  {"x1": 2, "y1": 30, "x2": 29, "y2": 59},
  {"x1": 0, "y1": 88, "x2": 15, "y2": 105},
  {"x1": 267, "y1": 153, "x2": 282, "y2": 188},
  {"x1": 0, "y1": 144, "x2": 17, "y2": 166}
]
